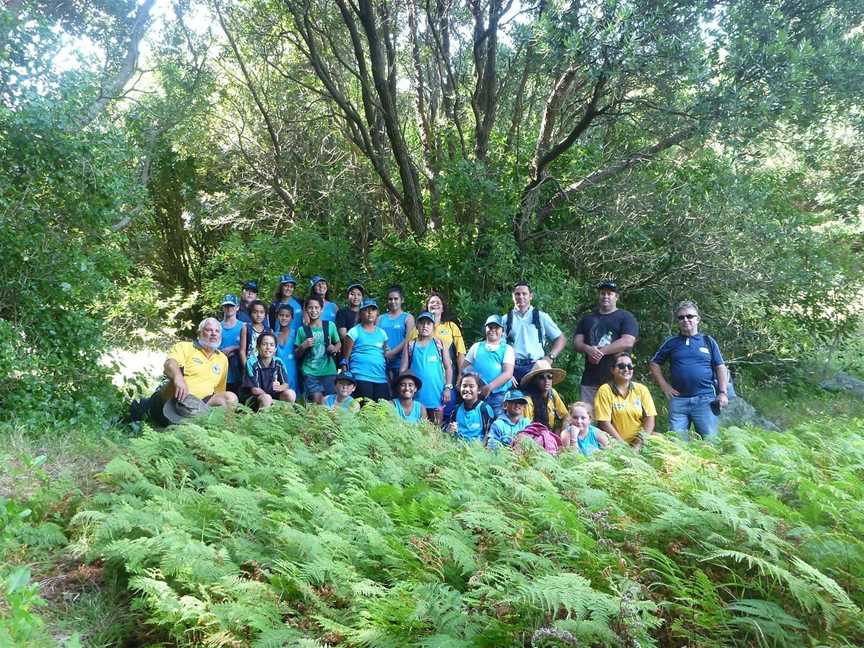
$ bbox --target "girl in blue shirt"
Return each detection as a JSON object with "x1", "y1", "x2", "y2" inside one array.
[
  {"x1": 400, "y1": 312, "x2": 453, "y2": 424},
  {"x1": 447, "y1": 372, "x2": 494, "y2": 443},
  {"x1": 274, "y1": 305, "x2": 299, "y2": 394},
  {"x1": 219, "y1": 294, "x2": 244, "y2": 392},
  {"x1": 561, "y1": 401, "x2": 609, "y2": 456},
  {"x1": 269, "y1": 274, "x2": 303, "y2": 334},
  {"x1": 392, "y1": 372, "x2": 426, "y2": 423},
  {"x1": 380, "y1": 285, "x2": 414, "y2": 386},
  {"x1": 343, "y1": 298, "x2": 390, "y2": 401},
  {"x1": 308, "y1": 275, "x2": 338, "y2": 322}
]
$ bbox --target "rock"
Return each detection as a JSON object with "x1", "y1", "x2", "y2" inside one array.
[
  {"x1": 819, "y1": 371, "x2": 864, "y2": 399},
  {"x1": 718, "y1": 396, "x2": 781, "y2": 432}
]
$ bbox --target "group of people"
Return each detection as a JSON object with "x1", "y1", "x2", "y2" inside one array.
[{"x1": 140, "y1": 274, "x2": 731, "y2": 453}]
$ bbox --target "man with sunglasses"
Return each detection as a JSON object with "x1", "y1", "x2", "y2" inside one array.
[
  {"x1": 649, "y1": 301, "x2": 728, "y2": 442},
  {"x1": 573, "y1": 280, "x2": 640, "y2": 406}
]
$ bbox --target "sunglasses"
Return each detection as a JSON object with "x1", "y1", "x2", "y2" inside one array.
[
  {"x1": 677, "y1": 313, "x2": 698, "y2": 320},
  {"x1": 540, "y1": 373, "x2": 554, "y2": 380},
  {"x1": 616, "y1": 363, "x2": 634, "y2": 370}
]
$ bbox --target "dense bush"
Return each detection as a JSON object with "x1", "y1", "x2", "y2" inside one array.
[{"x1": 75, "y1": 408, "x2": 864, "y2": 646}]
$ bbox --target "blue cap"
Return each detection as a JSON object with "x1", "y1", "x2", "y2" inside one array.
[
  {"x1": 242, "y1": 280, "x2": 258, "y2": 291},
  {"x1": 416, "y1": 311, "x2": 434, "y2": 323},
  {"x1": 504, "y1": 389, "x2": 528, "y2": 404},
  {"x1": 346, "y1": 281, "x2": 365, "y2": 295},
  {"x1": 484, "y1": 314, "x2": 503, "y2": 329},
  {"x1": 309, "y1": 275, "x2": 327, "y2": 288},
  {"x1": 335, "y1": 372, "x2": 357, "y2": 385},
  {"x1": 221, "y1": 294, "x2": 239, "y2": 307},
  {"x1": 359, "y1": 297, "x2": 378, "y2": 310},
  {"x1": 279, "y1": 274, "x2": 296, "y2": 285}
]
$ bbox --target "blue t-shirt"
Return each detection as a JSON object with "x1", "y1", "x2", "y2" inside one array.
[
  {"x1": 320, "y1": 301, "x2": 338, "y2": 323},
  {"x1": 270, "y1": 297, "x2": 303, "y2": 335},
  {"x1": 487, "y1": 415, "x2": 529, "y2": 450},
  {"x1": 453, "y1": 401, "x2": 494, "y2": 442},
  {"x1": 393, "y1": 399, "x2": 423, "y2": 423},
  {"x1": 576, "y1": 425, "x2": 604, "y2": 457},
  {"x1": 409, "y1": 339, "x2": 445, "y2": 409},
  {"x1": 220, "y1": 320, "x2": 244, "y2": 383},
  {"x1": 470, "y1": 342, "x2": 514, "y2": 394},
  {"x1": 275, "y1": 333, "x2": 298, "y2": 392},
  {"x1": 347, "y1": 325, "x2": 388, "y2": 384},
  {"x1": 379, "y1": 312, "x2": 411, "y2": 369},
  {"x1": 650, "y1": 333, "x2": 723, "y2": 397},
  {"x1": 325, "y1": 394, "x2": 356, "y2": 411}
]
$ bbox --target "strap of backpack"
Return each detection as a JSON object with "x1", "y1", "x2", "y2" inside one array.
[
  {"x1": 505, "y1": 310, "x2": 514, "y2": 342},
  {"x1": 532, "y1": 308, "x2": 546, "y2": 349}
]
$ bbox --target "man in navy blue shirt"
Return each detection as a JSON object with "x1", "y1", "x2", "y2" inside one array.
[{"x1": 649, "y1": 301, "x2": 729, "y2": 442}]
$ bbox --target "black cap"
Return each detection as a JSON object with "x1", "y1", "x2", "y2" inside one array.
[
  {"x1": 243, "y1": 280, "x2": 259, "y2": 291},
  {"x1": 597, "y1": 280, "x2": 619, "y2": 292}
]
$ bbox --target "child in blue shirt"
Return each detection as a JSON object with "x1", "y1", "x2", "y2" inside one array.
[
  {"x1": 392, "y1": 372, "x2": 426, "y2": 423},
  {"x1": 242, "y1": 332, "x2": 296, "y2": 410},
  {"x1": 324, "y1": 373, "x2": 360, "y2": 412},
  {"x1": 448, "y1": 372, "x2": 494, "y2": 442},
  {"x1": 343, "y1": 298, "x2": 390, "y2": 401},
  {"x1": 269, "y1": 274, "x2": 303, "y2": 334},
  {"x1": 239, "y1": 300, "x2": 271, "y2": 371},
  {"x1": 274, "y1": 304, "x2": 299, "y2": 394},
  {"x1": 400, "y1": 311, "x2": 453, "y2": 424},
  {"x1": 219, "y1": 294, "x2": 244, "y2": 393},
  {"x1": 561, "y1": 401, "x2": 609, "y2": 456},
  {"x1": 487, "y1": 389, "x2": 530, "y2": 450}
]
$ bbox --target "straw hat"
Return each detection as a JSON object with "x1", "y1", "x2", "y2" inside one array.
[{"x1": 521, "y1": 359, "x2": 566, "y2": 386}]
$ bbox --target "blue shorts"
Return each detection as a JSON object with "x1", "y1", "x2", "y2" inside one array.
[{"x1": 303, "y1": 374, "x2": 336, "y2": 400}]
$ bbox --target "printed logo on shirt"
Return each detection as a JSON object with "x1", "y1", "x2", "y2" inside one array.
[
  {"x1": 192, "y1": 357, "x2": 204, "y2": 365},
  {"x1": 212, "y1": 365, "x2": 221, "y2": 375},
  {"x1": 699, "y1": 346, "x2": 710, "y2": 354}
]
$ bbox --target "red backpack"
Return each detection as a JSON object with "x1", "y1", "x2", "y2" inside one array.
[{"x1": 517, "y1": 422, "x2": 561, "y2": 455}]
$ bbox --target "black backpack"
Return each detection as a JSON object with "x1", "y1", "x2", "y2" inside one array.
[{"x1": 504, "y1": 308, "x2": 546, "y2": 348}]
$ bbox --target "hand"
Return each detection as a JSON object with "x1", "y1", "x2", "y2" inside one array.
[
  {"x1": 586, "y1": 346, "x2": 603, "y2": 364},
  {"x1": 479, "y1": 384, "x2": 491, "y2": 399},
  {"x1": 447, "y1": 422, "x2": 458, "y2": 435},
  {"x1": 326, "y1": 344, "x2": 339, "y2": 355},
  {"x1": 272, "y1": 380, "x2": 285, "y2": 393},
  {"x1": 442, "y1": 387, "x2": 452, "y2": 402},
  {"x1": 385, "y1": 349, "x2": 397, "y2": 360},
  {"x1": 301, "y1": 337, "x2": 314, "y2": 350},
  {"x1": 718, "y1": 393, "x2": 729, "y2": 408},
  {"x1": 662, "y1": 386, "x2": 680, "y2": 399},
  {"x1": 173, "y1": 377, "x2": 190, "y2": 401}
]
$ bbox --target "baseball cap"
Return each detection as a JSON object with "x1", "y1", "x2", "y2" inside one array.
[
  {"x1": 416, "y1": 311, "x2": 434, "y2": 323},
  {"x1": 503, "y1": 389, "x2": 528, "y2": 404},
  {"x1": 279, "y1": 274, "x2": 296, "y2": 285},
  {"x1": 597, "y1": 280, "x2": 619, "y2": 292},
  {"x1": 221, "y1": 294, "x2": 239, "y2": 307},
  {"x1": 242, "y1": 280, "x2": 258, "y2": 291},
  {"x1": 484, "y1": 314, "x2": 503, "y2": 329},
  {"x1": 359, "y1": 298, "x2": 378, "y2": 310}
]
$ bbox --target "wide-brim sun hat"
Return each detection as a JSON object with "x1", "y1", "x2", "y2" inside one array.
[
  {"x1": 395, "y1": 371, "x2": 423, "y2": 390},
  {"x1": 163, "y1": 395, "x2": 211, "y2": 425},
  {"x1": 521, "y1": 359, "x2": 566, "y2": 386}
]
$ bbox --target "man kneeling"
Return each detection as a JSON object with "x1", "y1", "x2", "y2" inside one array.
[{"x1": 147, "y1": 318, "x2": 238, "y2": 425}]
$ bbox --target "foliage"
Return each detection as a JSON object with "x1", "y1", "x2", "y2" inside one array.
[{"x1": 75, "y1": 407, "x2": 864, "y2": 646}]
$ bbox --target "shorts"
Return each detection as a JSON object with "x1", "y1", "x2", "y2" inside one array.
[
  {"x1": 354, "y1": 380, "x2": 391, "y2": 401},
  {"x1": 303, "y1": 374, "x2": 336, "y2": 400}
]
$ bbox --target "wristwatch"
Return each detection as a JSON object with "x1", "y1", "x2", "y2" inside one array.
[
  {"x1": 445, "y1": 384, "x2": 453, "y2": 389},
  {"x1": 548, "y1": 353, "x2": 557, "y2": 360}
]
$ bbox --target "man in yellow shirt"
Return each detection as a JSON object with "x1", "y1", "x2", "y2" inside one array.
[{"x1": 146, "y1": 318, "x2": 238, "y2": 425}]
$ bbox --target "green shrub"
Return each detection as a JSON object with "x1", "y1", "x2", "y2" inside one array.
[{"x1": 74, "y1": 407, "x2": 864, "y2": 646}]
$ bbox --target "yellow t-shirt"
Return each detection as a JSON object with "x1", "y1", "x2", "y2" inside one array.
[
  {"x1": 523, "y1": 388, "x2": 568, "y2": 431},
  {"x1": 594, "y1": 381, "x2": 657, "y2": 443},
  {"x1": 408, "y1": 321, "x2": 466, "y2": 355},
  {"x1": 165, "y1": 341, "x2": 228, "y2": 399}
]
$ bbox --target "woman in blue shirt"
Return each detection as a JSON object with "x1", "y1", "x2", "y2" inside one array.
[
  {"x1": 447, "y1": 372, "x2": 494, "y2": 442},
  {"x1": 343, "y1": 298, "x2": 390, "y2": 401},
  {"x1": 462, "y1": 315, "x2": 515, "y2": 417},
  {"x1": 380, "y1": 285, "x2": 414, "y2": 386}
]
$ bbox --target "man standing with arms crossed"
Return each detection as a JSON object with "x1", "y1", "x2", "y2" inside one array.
[
  {"x1": 649, "y1": 301, "x2": 729, "y2": 442},
  {"x1": 573, "y1": 281, "x2": 640, "y2": 406},
  {"x1": 503, "y1": 282, "x2": 567, "y2": 384}
]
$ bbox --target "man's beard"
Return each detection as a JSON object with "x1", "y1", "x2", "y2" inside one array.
[{"x1": 198, "y1": 337, "x2": 220, "y2": 351}]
